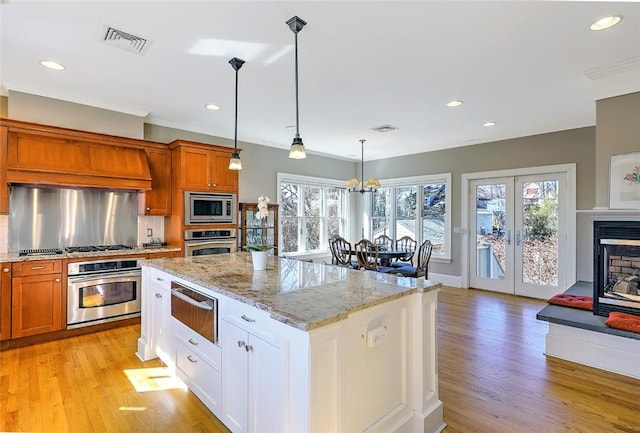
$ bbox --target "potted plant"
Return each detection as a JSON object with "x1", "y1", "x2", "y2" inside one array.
[{"x1": 246, "y1": 195, "x2": 272, "y2": 270}]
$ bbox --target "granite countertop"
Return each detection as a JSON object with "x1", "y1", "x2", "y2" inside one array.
[
  {"x1": 144, "y1": 252, "x2": 441, "y2": 331},
  {"x1": 0, "y1": 246, "x2": 182, "y2": 263}
]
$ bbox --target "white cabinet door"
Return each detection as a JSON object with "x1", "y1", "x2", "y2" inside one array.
[
  {"x1": 221, "y1": 319, "x2": 250, "y2": 433},
  {"x1": 248, "y1": 333, "x2": 284, "y2": 433},
  {"x1": 221, "y1": 319, "x2": 284, "y2": 433}
]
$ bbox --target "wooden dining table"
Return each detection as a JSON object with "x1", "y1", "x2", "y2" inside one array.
[{"x1": 349, "y1": 247, "x2": 414, "y2": 267}]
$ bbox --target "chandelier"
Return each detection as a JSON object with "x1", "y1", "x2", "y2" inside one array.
[{"x1": 346, "y1": 139, "x2": 380, "y2": 194}]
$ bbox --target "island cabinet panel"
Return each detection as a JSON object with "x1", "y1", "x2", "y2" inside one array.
[
  {"x1": 137, "y1": 266, "x2": 175, "y2": 366},
  {"x1": 11, "y1": 260, "x2": 63, "y2": 338},
  {"x1": 0, "y1": 264, "x2": 11, "y2": 341},
  {"x1": 141, "y1": 147, "x2": 171, "y2": 215}
]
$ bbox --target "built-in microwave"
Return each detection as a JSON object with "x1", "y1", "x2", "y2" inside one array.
[{"x1": 184, "y1": 191, "x2": 237, "y2": 225}]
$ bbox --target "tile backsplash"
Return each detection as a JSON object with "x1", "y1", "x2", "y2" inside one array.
[{"x1": 137, "y1": 215, "x2": 165, "y2": 245}]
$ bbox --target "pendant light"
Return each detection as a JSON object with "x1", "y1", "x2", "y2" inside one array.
[
  {"x1": 286, "y1": 16, "x2": 307, "y2": 159},
  {"x1": 228, "y1": 57, "x2": 245, "y2": 170},
  {"x1": 346, "y1": 139, "x2": 380, "y2": 194}
]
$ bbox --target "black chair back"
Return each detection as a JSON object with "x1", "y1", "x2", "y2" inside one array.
[
  {"x1": 395, "y1": 236, "x2": 417, "y2": 265},
  {"x1": 355, "y1": 239, "x2": 380, "y2": 271}
]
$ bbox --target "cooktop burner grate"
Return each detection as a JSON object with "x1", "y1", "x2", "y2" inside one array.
[
  {"x1": 19, "y1": 248, "x2": 64, "y2": 256},
  {"x1": 65, "y1": 244, "x2": 134, "y2": 253}
]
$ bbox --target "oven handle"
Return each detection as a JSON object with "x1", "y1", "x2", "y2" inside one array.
[
  {"x1": 185, "y1": 240, "x2": 236, "y2": 248},
  {"x1": 68, "y1": 270, "x2": 141, "y2": 284},
  {"x1": 171, "y1": 288, "x2": 214, "y2": 311}
]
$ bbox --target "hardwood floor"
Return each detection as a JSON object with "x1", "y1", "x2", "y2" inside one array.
[{"x1": 1, "y1": 286, "x2": 640, "y2": 432}]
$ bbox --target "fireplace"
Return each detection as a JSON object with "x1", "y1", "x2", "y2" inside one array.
[{"x1": 593, "y1": 221, "x2": 640, "y2": 317}]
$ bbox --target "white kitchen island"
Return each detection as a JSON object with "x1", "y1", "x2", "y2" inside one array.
[{"x1": 137, "y1": 253, "x2": 445, "y2": 433}]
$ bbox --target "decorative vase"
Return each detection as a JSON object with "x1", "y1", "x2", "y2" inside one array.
[{"x1": 251, "y1": 250, "x2": 269, "y2": 271}]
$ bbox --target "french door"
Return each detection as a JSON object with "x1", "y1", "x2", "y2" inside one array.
[{"x1": 469, "y1": 173, "x2": 567, "y2": 299}]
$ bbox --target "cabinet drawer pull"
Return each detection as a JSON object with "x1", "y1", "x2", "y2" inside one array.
[
  {"x1": 156, "y1": 277, "x2": 165, "y2": 282},
  {"x1": 3, "y1": 268, "x2": 9, "y2": 273},
  {"x1": 31, "y1": 266, "x2": 46, "y2": 270},
  {"x1": 155, "y1": 293, "x2": 162, "y2": 299},
  {"x1": 188, "y1": 338, "x2": 198, "y2": 346},
  {"x1": 241, "y1": 314, "x2": 255, "y2": 323},
  {"x1": 55, "y1": 278, "x2": 60, "y2": 282},
  {"x1": 237, "y1": 340, "x2": 246, "y2": 348},
  {"x1": 187, "y1": 355, "x2": 198, "y2": 363},
  {"x1": 245, "y1": 344, "x2": 253, "y2": 353}
]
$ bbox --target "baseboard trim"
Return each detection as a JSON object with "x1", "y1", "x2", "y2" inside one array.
[{"x1": 428, "y1": 273, "x2": 462, "y2": 288}]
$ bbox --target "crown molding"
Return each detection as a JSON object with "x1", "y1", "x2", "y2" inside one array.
[{"x1": 585, "y1": 57, "x2": 640, "y2": 101}]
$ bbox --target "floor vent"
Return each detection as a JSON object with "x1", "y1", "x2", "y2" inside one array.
[
  {"x1": 102, "y1": 26, "x2": 151, "y2": 55},
  {"x1": 371, "y1": 124, "x2": 399, "y2": 133}
]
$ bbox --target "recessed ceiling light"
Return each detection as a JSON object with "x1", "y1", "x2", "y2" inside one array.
[
  {"x1": 205, "y1": 103, "x2": 220, "y2": 111},
  {"x1": 40, "y1": 60, "x2": 65, "y2": 70},
  {"x1": 590, "y1": 15, "x2": 623, "y2": 31},
  {"x1": 483, "y1": 121, "x2": 496, "y2": 127},
  {"x1": 446, "y1": 100, "x2": 463, "y2": 107}
]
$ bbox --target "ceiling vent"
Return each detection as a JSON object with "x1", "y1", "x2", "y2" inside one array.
[
  {"x1": 102, "y1": 26, "x2": 151, "y2": 55},
  {"x1": 371, "y1": 124, "x2": 399, "y2": 133}
]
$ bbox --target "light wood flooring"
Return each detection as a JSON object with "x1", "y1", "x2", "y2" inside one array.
[{"x1": 2, "y1": 286, "x2": 640, "y2": 432}]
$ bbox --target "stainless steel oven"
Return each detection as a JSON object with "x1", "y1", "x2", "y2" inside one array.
[
  {"x1": 184, "y1": 228, "x2": 237, "y2": 257},
  {"x1": 171, "y1": 281, "x2": 218, "y2": 343},
  {"x1": 67, "y1": 259, "x2": 141, "y2": 329}
]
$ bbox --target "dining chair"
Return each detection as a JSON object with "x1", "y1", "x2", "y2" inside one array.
[
  {"x1": 355, "y1": 239, "x2": 394, "y2": 273},
  {"x1": 334, "y1": 236, "x2": 359, "y2": 269},
  {"x1": 393, "y1": 236, "x2": 417, "y2": 268},
  {"x1": 328, "y1": 234, "x2": 339, "y2": 265},
  {"x1": 373, "y1": 234, "x2": 393, "y2": 251},
  {"x1": 393, "y1": 240, "x2": 433, "y2": 278}
]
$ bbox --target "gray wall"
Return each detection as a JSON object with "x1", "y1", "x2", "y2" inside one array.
[
  {"x1": 8, "y1": 91, "x2": 145, "y2": 139},
  {"x1": 364, "y1": 127, "x2": 596, "y2": 279},
  {"x1": 595, "y1": 92, "x2": 640, "y2": 208}
]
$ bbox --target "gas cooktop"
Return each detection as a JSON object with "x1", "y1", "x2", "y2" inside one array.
[
  {"x1": 64, "y1": 245, "x2": 134, "y2": 253},
  {"x1": 18, "y1": 244, "x2": 134, "y2": 256}
]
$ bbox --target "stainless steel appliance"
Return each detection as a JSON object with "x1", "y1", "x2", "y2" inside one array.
[
  {"x1": 67, "y1": 258, "x2": 141, "y2": 329},
  {"x1": 184, "y1": 228, "x2": 237, "y2": 257},
  {"x1": 9, "y1": 185, "x2": 137, "y2": 252},
  {"x1": 171, "y1": 281, "x2": 218, "y2": 343},
  {"x1": 184, "y1": 191, "x2": 236, "y2": 225}
]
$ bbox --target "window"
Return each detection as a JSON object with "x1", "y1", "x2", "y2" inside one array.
[
  {"x1": 279, "y1": 173, "x2": 348, "y2": 255},
  {"x1": 370, "y1": 174, "x2": 451, "y2": 260}
]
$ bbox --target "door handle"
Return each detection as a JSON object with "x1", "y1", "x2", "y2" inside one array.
[
  {"x1": 506, "y1": 230, "x2": 511, "y2": 246},
  {"x1": 516, "y1": 230, "x2": 521, "y2": 246}
]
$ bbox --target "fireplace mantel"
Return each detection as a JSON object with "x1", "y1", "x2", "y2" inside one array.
[{"x1": 578, "y1": 208, "x2": 640, "y2": 221}]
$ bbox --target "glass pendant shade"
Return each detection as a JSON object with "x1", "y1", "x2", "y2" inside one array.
[
  {"x1": 289, "y1": 135, "x2": 306, "y2": 159},
  {"x1": 228, "y1": 151, "x2": 243, "y2": 170}
]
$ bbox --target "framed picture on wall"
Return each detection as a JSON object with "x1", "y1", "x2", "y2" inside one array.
[{"x1": 610, "y1": 151, "x2": 640, "y2": 209}]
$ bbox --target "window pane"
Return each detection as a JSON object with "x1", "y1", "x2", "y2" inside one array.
[
  {"x1": 327, "y1": 217, "x2": 342, "y2": 238},
  {"x1": 281, "y1": 183, "x2": 299, "y2": 217},
  {"x1": 373, "y1": 188, "x2": 391, "y2": 238},
  {"x1": 325, "y1": 188, "x2": 341, "y2": 218},
  {"x1": 281, "y1": 217, "x2": 299, "y2": 253},
  {"x1": 304, "y1": 186, "x2": 321, "y2": 217},
  {"x1": 423, "y1": 183, "x2": 446, "y2": 254},
  {"x1": 305, "y1": 217, "x2": 321, "y2": 250},
  {"x1": 396, "y1": 186, "x2": 416, "y2": 241}
]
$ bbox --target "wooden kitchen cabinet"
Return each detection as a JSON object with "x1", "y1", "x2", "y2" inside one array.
[
  {"x1": 141, "y1": 146, "x2": 172, "y2": 215},
  {"x1": 11, "y1": 260, "x2": 64, "y2": 338},
  {"x1": 0, "y1": 126, "x2": 8, "y2": 214},
  {"x1": 171, "y1": 141, "x2": 238, "y2": 193},
  {"x1": 0, "y1": 263, "x2": 11, "y2": 341}
]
